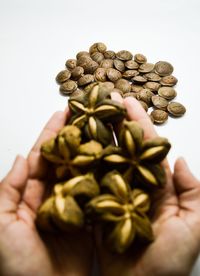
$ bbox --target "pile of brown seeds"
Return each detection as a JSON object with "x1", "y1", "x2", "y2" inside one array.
[{"x1": 56, "y1": 42, "x2": 186, "y2": 125}]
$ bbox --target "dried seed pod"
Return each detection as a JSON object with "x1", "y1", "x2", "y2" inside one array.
[
  {"x1": 134, "y1": 53, "x2": 147, "y2": 64},
  {"x1": 78, "y1": 74, "x2": 94, "y2": 86},
  {"x1": 104, "y1": 50, "x2": 116, "y2": 59},
  {"x1": 155, "y1": 61, "x2": 174, "y2": 76},
  {"x1": 113, "y1": 59, "x2": 126, "y2": 72},
  {"x1": 125, "y1": 60, "x2": 139, "y2": 70},
  {"x1": 94, "y1": 68, "x2": 107, "y2": 82},
  {"x1": 136, "y1": 89, "x2": 154, "y2": 106},
  {"x1": 152, "y1": 95, "x2": 169, "y2": 110},
  {"x1": 151, "y1": 110, "x2": 168, "y2": 124},
  {"x1": 76, "y1": 51, "x2": 90, "y2": 60},
  {"x1": 60, "y1": 80, "x2": 78, "y2": 95},
  {"x1": 71, "y1": 66, "x2": 84, "y2": 80},
  {"x1": 158, "y1": 87, "x2": 177, "y2": 100},
  {"x1": 144, "y1": 81, "x2": 161, "y2": 92},
  {"x1": 160, "y1": 75, "x2": 178, "y2": 86},
  {"x1": 100, "y1": 59, "x2": 114, "y2": 69},
  {"x1": 123, "y1": 70, "x2": 139, "y2": 79},
  {"x1": 138, "y1": 63, "x2": 154, "y2": 73},
  {"x1": 90, "y1": 51, "x2": 105, "y2": 64},
  {"x1": 167, "y1": 102, "x2": 186, "y2": 117}
]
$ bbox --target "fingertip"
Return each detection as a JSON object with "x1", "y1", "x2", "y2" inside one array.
[{"x1": 111, "y1": 92, "x2": 123, "y2": 104}]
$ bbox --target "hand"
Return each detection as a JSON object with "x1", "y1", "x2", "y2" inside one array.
[
  {"x1": 96, "y1": 95, "x2": 200, "y2": 276},
  {"x1": 0, "y1": 110, "x2": 93, "y2": 276}
]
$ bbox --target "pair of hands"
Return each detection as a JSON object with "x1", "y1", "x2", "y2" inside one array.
[{"x1": 0, "y1": 95, "x2": 200, "y2": 276}]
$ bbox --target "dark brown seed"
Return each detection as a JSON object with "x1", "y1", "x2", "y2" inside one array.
[
  {"x1": 94, "y1": 68, "x2": 107, "y2": 82},
  {"x1": 104, "y1": 50, "x2": 116, "y2": 59},
  {"x1": 139, "y1": 101, "x2": 148, "y2": 112},
  {"x1": 116, "y1": 50, "x2": 133, "y2": 61},
  {"x1": 151, "y1": 110, "x2": 168, "y2": 124},
  {"x1": 134, "y1": 54, "x2": 147, "y2": 64},
  {"x1": 65, "y1": 59, "x2": 77, "y2": 70},
  {"x1": 144, "y1": 72, "x2": 161, "y2": 82},
  {"x1": 139, "y1": 63, "x2": 154, "y2": 73},
  {"x1": 167, "y1": 102, "x2": 186, "y2": 117},
  {"x1": 158, "y1": 87, "x2": 177, "y2": 100},
  {"x1": 60, "y1": 80, "x2": 78, "y2": 94},
  {"x1": 78, "y1": 74, "x2": 94, "y2": 86},
  {"x1": 56, "y1": 70, "x2": 71, "y2": 83},
  {"x1": 115, "y1": 79, "x2": 131, "y2": 93},
  {"x1": 132, "y1": 75, "x2": 147, "y2": 84},
  {"x1": 71, "y1": 66, "x2": 84, "y2": 80},
  {"x1": 90, "y1": 52, "x2": 105, "y2": 64},
  {"x1": 100, "y1": 59, "x2": 114, "y2": 69},
  {"x1": 106, "y1": 68, "x2": 122, "y2": 82},
  {"x1": 144, "y1": 82, "x2": 161, "y2": 92},
  {"x1": 136, "y1": 89, "x2": 154, "y2": 106},
  {"x1": 77, "y1": 56, "x2": 98, "y2": 74},
  {"x1": 131, "y1": 84, "x2": 143, "y2": 93},
  {"x1": 76, "y1": 51, "x2": 90, "y2": 60},
  {"x1": 123, "y1": 70, "x2": 139, "y2": 79},
  {"x1": 113, "y1": 59, "x2": 125, "y2": 72},
  {"x1": 89, "y1": 42, "x2": 107, "y2": 54},
  {"x1": 152, "y1": 95, "x2": 169, "y2": 110},
  {"x1": 160, "y1": 75, "x2": 178, "y2": 86},
  {"x1": 125, "y1": 60, "x2": 139, "y2": 70},
  {"x1": 155, "y1": 61, "x2": 174, "y2": 76},
  {"x1": 123, "y1": 92, "x2": 138, "y2": 98}
]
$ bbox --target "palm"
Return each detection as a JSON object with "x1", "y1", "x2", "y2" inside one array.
[
  {"x1": 96, "y1": 96, "x2": 200, "y2": 276},
  {"x1": 0, "y1": 110, "x2": 93, "y2": 276}
]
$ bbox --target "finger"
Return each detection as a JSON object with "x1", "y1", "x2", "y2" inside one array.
[
  {"x1": 124, "y1": 97, "x2": 157, "y2": 139},
  {"x1": 173, "y1": 157, "x2": 200, "y2": 194},
  {"x1": 111, "y1": 92, "x2": 123, "y2": 104},
  {"x1": 28, "y1": 109, "x2": 69, "y2": 179},
  {"x1": 0, "y1": 155, "x2": 28, "y2": 212}
]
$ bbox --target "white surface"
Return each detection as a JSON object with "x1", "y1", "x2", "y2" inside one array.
[{"x1": 0, "y1": 0, "x2": 200, "y2": 274}]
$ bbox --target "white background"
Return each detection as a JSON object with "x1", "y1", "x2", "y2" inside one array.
[{"x1": 0, "y1": 0, "x2": 200, "y2": 275}]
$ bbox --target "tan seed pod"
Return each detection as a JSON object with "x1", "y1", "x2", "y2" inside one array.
[
  {"x1": 65, "y1": 59, "x2": 77, "y2": 70},
  {"x1": 144, "y1": 81, "x2": 161, "y2": 92},
  {"x1": 125, "y1": 60, "x2": 139, "y2": 70},
  {"x1": 167, "y1": 102, "x2": 186, "y2": 117},
  {"x1": 150, "y1": 109, "x2": 168, "y2": 124},
  {"x1": 158, "y1": 87, "x2": 177, "y2": 100},
  {"x1": 123, "y1": 70, "x2": 139, "y2": 79},
  {"x1": 160, "y1": 75, "x2": 178, "y2": 86},
  {"x1": 116, "y1": 50, "x2": 133, "y2": 61},
  {"x1": 78, "y1": 74, "x2": 94, "y2": 86},
  {"x1": 71, "y1": 66, "x2": 84, "y2": 80},
  {"x1": 134, "y1": 53, "x2": 147, "y2": 64},
  {"x1": 138, "y1": 63, "x2": 155, "y2": 73},
  {"x1": 60, "y1": 80, "x2": 78, "y2": 95},
  {"x1": 76, "y1": 51, "x2": 90, "y2": 60},
  {"x1": 56, "y1": 70, "x2": 71, "y2": 84},
  {"x1": 89, "y1": 42, "x2": 107, "y2": 54},
  {"x1": 152, "y1": 95, "x2": 168, "y2": 110},
  {"x1": 131, "y1": 84, "x2": 143, "y2": 93},
  {"x1": 100, "y1": 59, "x2": 114, "y2": 69},
  {"x1": 106, "y1": 68, "x2": 122, "y2": 82},
  {"x1": 104, "y1": 50, "x2": 116, "y2": 59},
  {"x1": 155, "y1": 61, "x2": 174, "y2": 76},
  {"x1": 115, "y1": 79, "x2": 131, "y2": 93},
  {"x1": 90, "y1": 51, "x2": 105, "y2": 64},
  {"x1": 113, "y1": 59, "x2": 125, "y2": 72}
]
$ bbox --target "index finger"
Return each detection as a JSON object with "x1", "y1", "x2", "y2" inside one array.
[{"x1": 124, "y1": 97, "x2": 157, "y2": 139}]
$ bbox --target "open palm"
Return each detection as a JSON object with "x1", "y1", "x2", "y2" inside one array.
[
  {"x1": 96, "y1": 96, "x2": 200, "y2": 276},
  {"x1": 0, "y1": 110, "x2": 93, "y2": 276}
]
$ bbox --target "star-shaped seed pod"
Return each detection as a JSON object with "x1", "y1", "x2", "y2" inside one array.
[
  {"x1": 104, "y1": 120, "x2": 171, "y2": 188},
  {"x1": 86, "y1": 171, "x2": 153, "y2": 253},
  {"x1": 37, "y1": 173, "x2": 100, "y2": 231},
  {"x1": 68, "y1": 84, "x2": 126, "y2": 145},
  {"x1": 41, "y1": 125, "x2": 82, "y2": 179}
]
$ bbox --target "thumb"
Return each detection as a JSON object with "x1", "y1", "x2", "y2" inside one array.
[
  {"x1": 173, "y1": 157, "x2": 200, "y2": 195},
  {"x1": 0, "y1": 155, "x2": 28, "y2": 212}
]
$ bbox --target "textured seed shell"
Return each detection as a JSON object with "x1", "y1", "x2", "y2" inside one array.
[
  {"x1": 158, "y1": 87, "x2": 177, "y2": 100},
  {"x1": 78, "y1": 74, "x2": 94, "y2": 86},
  {"x1": 116, "y1": 50, "x2": 133, "y2": 61},
  {"x1": 65, "y1": 59, "x2": 77, "y2": 69},
  {"x1": 100, "y1": 59, "x2": 114, "y2": 69},
  {"x1": 60, "y1": 80, "x2": 78, "y2": 94},
  {"x1": 107, "y1": 68, "x2": 122, "y2": 82},
  {"x1": 160, "y1": 75, "x2": 178, "y2": 86},
  {"x1": 71, "y1": 66, "x2": 84, "y2": 80},
  {"x1": 90, "y1": 51, "x2": 104, "y2": 64},
  {"x1": 167, "y1": 102, "x2": 186, "y2": 117},
  {"x1": 56, "y1": 70, "x2": 71, "y2": 83},
  {"x1": 138, "y1": 63, "x2": 154, "y2": 73},
  {"x1": 155, "y1": 61, "x2": 174, "y2": 76},
  {"x1": 152, "y1": 95, "x2": 168, "y2": 110},
  {"x1": 113, "y1": 59, "x2": 126, "y2": 72},
  {"x1": 125, "y1": 60, "x2": 139, "y2": 70},
  {"x1": 115, "y1": 79, "x2": 131, "y2": 93},
  {"x1": 134, "y1": 53, "x2": 147, "y2": 64},
  {"x1": 94, "y1": 68, "x2": 107, "y2": 82},
  {"x1": 150, "y1": 110, "x2": 168, "y2": 124},
  {"x1": 144, "y1": 81, "x2": 161, "y2": 92}
]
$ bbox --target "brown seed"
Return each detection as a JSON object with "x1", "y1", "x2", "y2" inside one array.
[
  {"x1": 107, "y1": 68, "x2": 122, "y2": 82},
  {"x1": 71, "y1": 66, "x2": 84, "y2": 80},
  {"x1": 78, "y1": 74, "x2": 94, "y2": 86},
  {"x1": 131, "y1": 84, "x2": 143, "y2": 93},
  {"x1": 144, "y1": 82, "x2": 161, "y2": 92},
  {"x1": 94, "y1": 68, "x2": 107, "y2": 82},
  {"x1": 136, "y1": 89, "x2": 154, "y2": 106},
  {"x1": 115, "y1": 79, "x2": 131, "y2": 93},
  {"x1": 123, "y1": 92, "x2": 138, "y2": 98},
  {"x1": 158, "y1": 87, "x2": 177, "y2": 100},
  {"x1": 152, "y1": 95, "x2": 168, "y2": 110},
  {"x1": 70, "y1": 89, "x2": 85, "y2": 98},
  {"x1": 113, "y1": 59, "x2": 125, "y2": 72},
  {"x1": 56, "y1": 70, "x2": 71, "y2": 83},
  {"x1": 116, "y1": 50, "x2": 133, "y2": 61},
  {"x1": 123, "y1": 70, "x2": 139, "y2": 79},
  {"x1": 167, "y1": 102, "x2": 186, "y2": 117},
  {"x1": 104, "y1": 50, "x2": 116, "y2": 59},
  {"x1": 151, "y1": 110, "x2": 168, "y2": 124},
  {"x1": 132, "y1": 75, "x2": 147, "y2": 84},
  {"x1": 100, "y1": 81, "x2": 115, "y2": 91},
  {"x1": 125, "y1": 60, "x2": 139, "y2": 70},
  {"x1": 76, "y1": 51, "x2": 90, "y2": 60},
  {"x1": 100, "y1": 59, "x2": 114, "y2": 69},
  {"x1": 89, "y1": 42, "x2": 107, "y2": 54},
  {"x1": 160, "y1": 75, "x2": 178, "y2": 86},
  {"x1": 134, "y1": 54, "x2": 147, "y2": 64},
  {"x1": 144, "y1": 72, "x2": 161, "y2": 82},
  {"x1": 77, "y1": 56, "x2": 98, "y2": 74},
  {"x1": 139, "y1": 101, "x2": 149, "y2": 112},
  {"x1": 60, "y1": 80, "x2": 78, "y2": 94},
  {"x1": 155, "y1": 61, "x2": 174, "y2": 76},
  {"x1": 65, "y1": 59, "x2": 77, "y2": 70},
  {"x1": 139, "y1": 63, "x2": 155, "y2": 73},
  {"x1": 91, "y1": 52, "x2": 105, "y2": 64}
]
